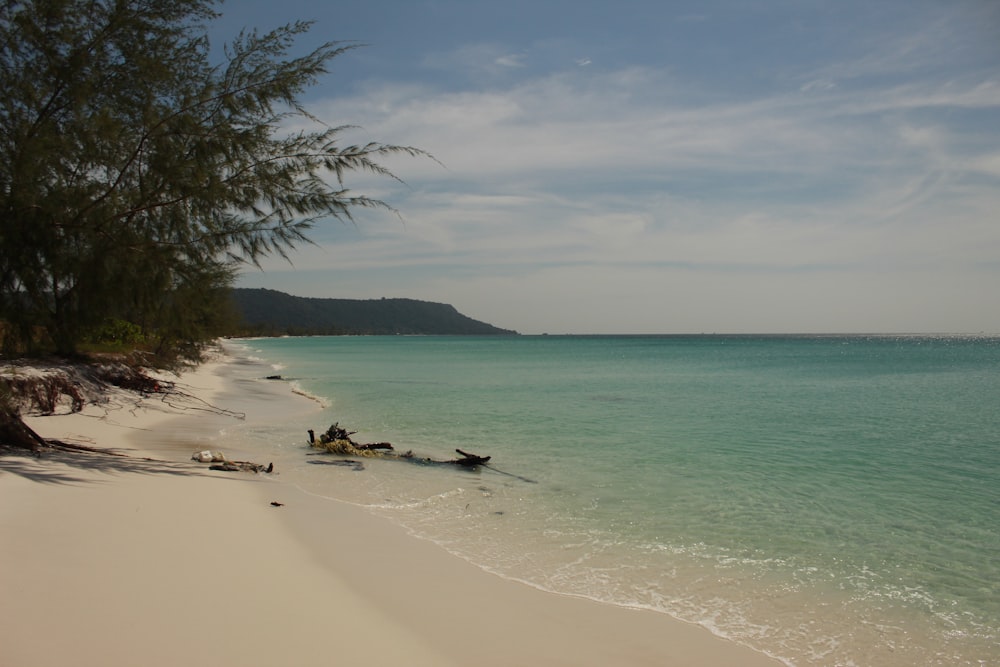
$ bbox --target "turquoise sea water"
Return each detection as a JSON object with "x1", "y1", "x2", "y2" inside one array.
[{"x1": 224, "y1": 335, "x2": 999, "y2": 666}]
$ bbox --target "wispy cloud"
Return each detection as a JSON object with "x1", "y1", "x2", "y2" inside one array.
[
  {"x1": 295, "y1": 61, "x2": 999, "y2": 265},
  {"x1": 244, "y1": 3, "x2": 1000, "y2": 333},
  {"x1": 495, "y1": 53, "x2": 526, "y2": 68}
]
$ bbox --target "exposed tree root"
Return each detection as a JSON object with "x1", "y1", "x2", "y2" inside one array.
[{"x1": 1, "y1": 359, "x2": 243, "y2": 455}]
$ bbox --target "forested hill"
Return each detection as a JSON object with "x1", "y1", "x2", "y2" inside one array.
[{"x1": 230, "y1": 288, "x2": 517, "y2": 336}]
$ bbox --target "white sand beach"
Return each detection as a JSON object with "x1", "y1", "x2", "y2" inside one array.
[{"x1": 0, "y1": 353, "x2": 782, "y2": 667}]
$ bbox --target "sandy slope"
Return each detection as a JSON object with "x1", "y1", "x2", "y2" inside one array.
[{"x1": 0, "y1": 354, "x2": 782, "y2": 667}]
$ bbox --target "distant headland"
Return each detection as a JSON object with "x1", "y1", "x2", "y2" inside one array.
[{"x1": 230, "y1": 288, "x2": 517, "y2": 336}]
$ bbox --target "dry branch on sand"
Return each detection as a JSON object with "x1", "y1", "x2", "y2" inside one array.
[{"x1": 190, "y1": 449, "x2": 274, "y2": 474}]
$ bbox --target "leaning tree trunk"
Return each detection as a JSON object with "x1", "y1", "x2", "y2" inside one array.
[{"x1": 0, "y1": 405, "x2": 48, "y2": 452}]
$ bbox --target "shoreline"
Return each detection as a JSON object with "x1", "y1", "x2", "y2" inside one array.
[{"x1": 1, "y1": 350, "x2": 783, "y2": 666}]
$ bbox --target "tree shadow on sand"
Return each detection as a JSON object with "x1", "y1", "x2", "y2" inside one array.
[{"x1": 0, "y1": 445, "x2": 217, "y2": 486}]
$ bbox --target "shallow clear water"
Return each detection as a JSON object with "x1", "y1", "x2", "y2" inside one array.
[{"x1": 222, "y1": 335, "x2": 1000, "y2": 666}]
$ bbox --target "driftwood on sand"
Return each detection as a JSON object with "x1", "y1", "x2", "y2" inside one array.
[
  {"x1": 209, "y1": 460, "x2": 274, "y2": 473},
  {"x1": 191, "y1": 450, "x2": 273, "y2": 474},
  {"x1": 308, "y1": 424, "x2": 399, "y2": 457},
  {"x1": 308, "y1": 423, "x2": 492, "y2": 469},
  {"x1": 450, "y1": 449, "x2": 491, "y2": 467}
]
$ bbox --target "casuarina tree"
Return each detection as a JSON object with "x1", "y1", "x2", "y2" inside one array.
[{"x1": 0, "y1": 0, "x2": 423, "y2": 356}]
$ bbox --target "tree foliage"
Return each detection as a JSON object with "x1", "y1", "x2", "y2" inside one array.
[{"x1": 0, "y1": 0, "x2": 423, "y2": 357}]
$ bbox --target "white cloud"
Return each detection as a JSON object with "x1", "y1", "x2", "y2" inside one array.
[
  {"x1": 800, "y1": 79, "x2": 836, "y2": 93},
  {"x1": 495, "y1": 53, "x2": 526, "y2": 68},
  {"x1": 256, "y1": 25, "x2": 1000, "y2": 333}
]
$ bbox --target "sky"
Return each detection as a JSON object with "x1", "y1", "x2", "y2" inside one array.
[{"x1": 213, "y1": 0, "x2": 1000, "y2": 334}]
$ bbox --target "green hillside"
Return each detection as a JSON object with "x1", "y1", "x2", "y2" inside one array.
[{"x1": 230, "y1": 288, "x2": 517, "y2": 336}]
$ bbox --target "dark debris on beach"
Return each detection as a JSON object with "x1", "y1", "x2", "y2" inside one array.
[{"x1": 307, "y1": 423, "x2": 492, "y2": 468}]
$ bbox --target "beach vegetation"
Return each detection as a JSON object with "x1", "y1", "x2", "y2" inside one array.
[
  {"x1": 85, "y1": 319, "x2": 147, "y2": 350},
  {"x1": 0, "y1": 0, "x2": 424, "y2": 360}
]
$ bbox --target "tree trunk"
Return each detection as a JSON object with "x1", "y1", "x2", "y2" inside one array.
[{"x1": 0, "y1": 406, "x2": 48, "y2": 452}]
